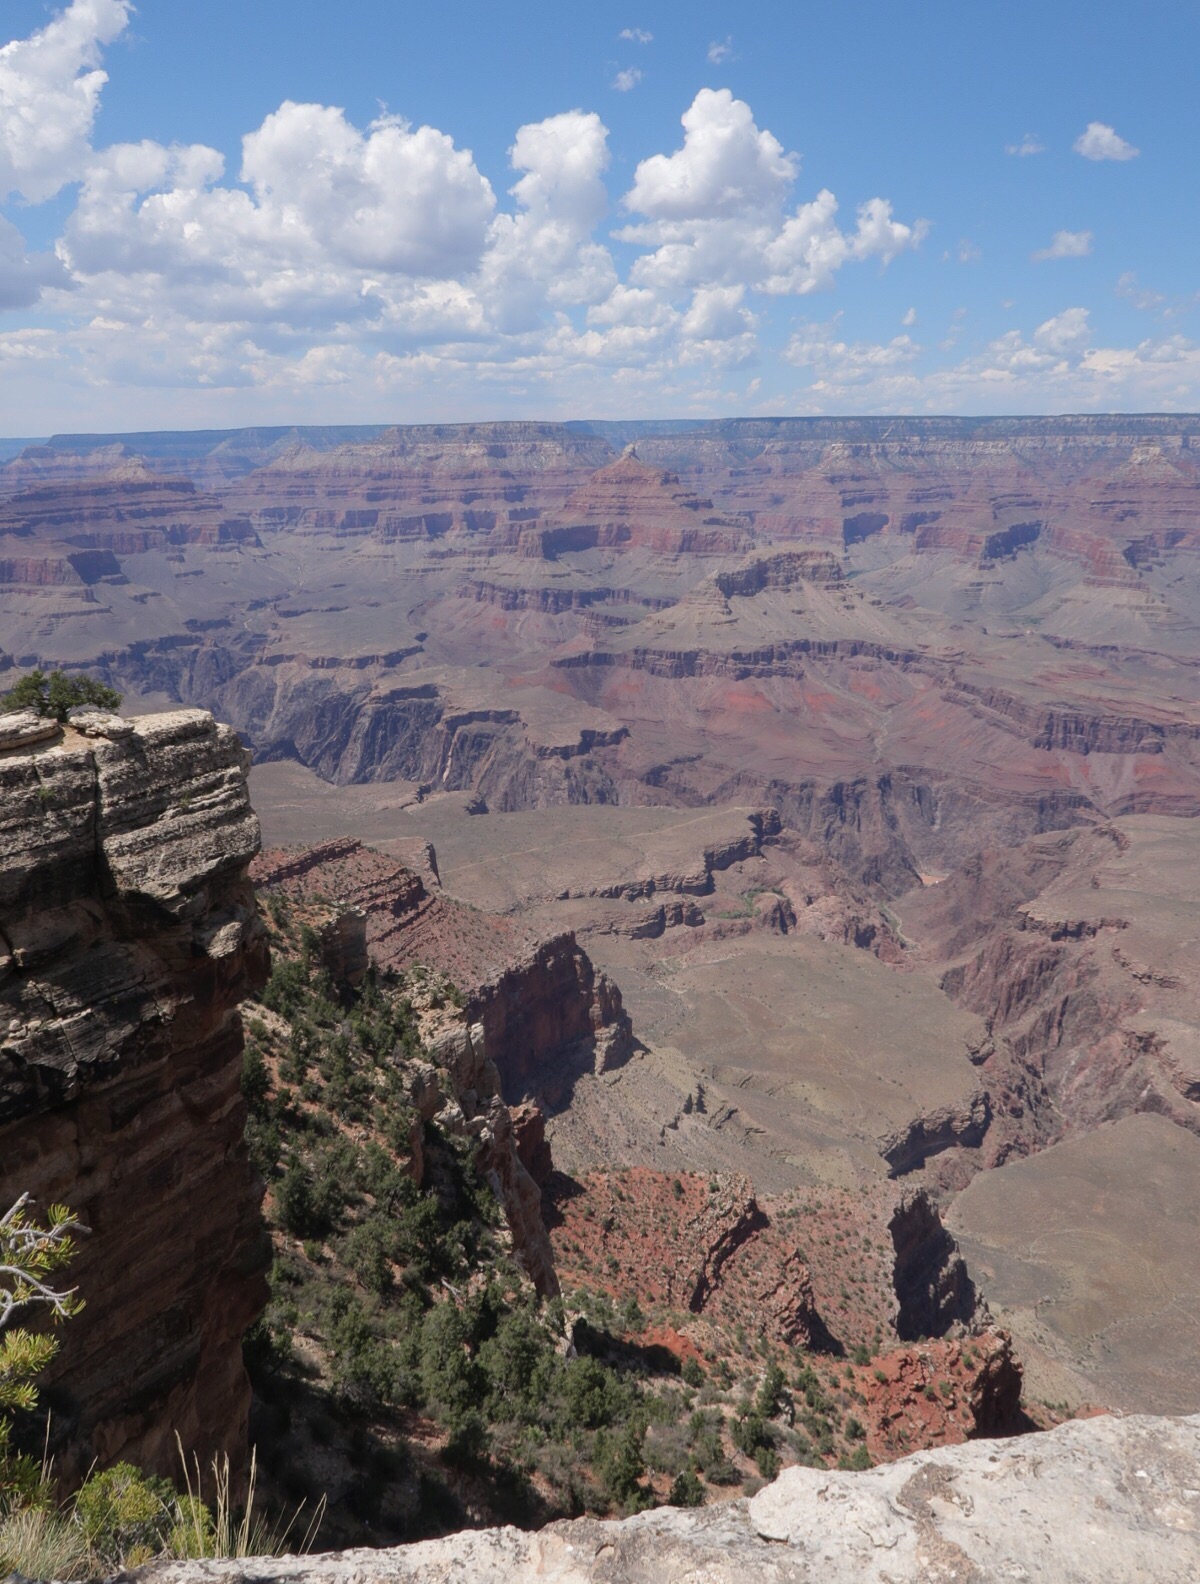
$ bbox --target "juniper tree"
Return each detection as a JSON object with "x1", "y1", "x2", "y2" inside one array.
[
  {"x1": 2, "y1": 669, "x2": 122, "y2": 723},
  {"x1": 0, "y1": 1194, "x2": 85, "y2": 1504}
]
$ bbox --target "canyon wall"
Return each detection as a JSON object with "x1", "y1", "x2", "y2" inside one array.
[
  {"x1": 251, "y1": 838, "x2": 633, "y2": 1104},
  {"x1": 0, "y1": 706, "x2": 269, "y2": 1483}
]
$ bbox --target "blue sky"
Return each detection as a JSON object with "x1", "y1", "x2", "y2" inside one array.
[{"x1": 0, "y1": 0, "x2": 1195, "y2": 432}]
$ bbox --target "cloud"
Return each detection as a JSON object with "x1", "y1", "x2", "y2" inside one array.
[
  {"x1": 612, "y1": 68, "x2": 642, "y2": 92},
  {"x1": 779, "y1": 304, "x2": 1200, "y2": 417},
  {"x1": 0, "y1": 9, "x2": 930, "y2": 416},
  {"x1": 241, "y1": 103, "x2": 496, "y2": 276},
  {"x1": 763, "y1": 193, "x2": 926, "y2": 295},
  {"x1": 1074, "y1": 121, "x2": 1138, "y2": 161},
  {"x1": 482, "y1": 110, "x2": 616, "y2": 329},
  {"x1": 0, "y1": 0, "x2": 131, "y2": 202},
  {"x1": 1033, "y1": 306, "x2": 1090, "y2": 353},
  {"x1": 0, "y1": 215, "x2": 70, "y2": 308},
  {"x1": 1005, "y1": 133, "x2": 1044, "y2": 156},
  {"x1": 786, "y1": 317, "x2": 920, "y2": 383},
  {"x1": 619, "y1": 28, "x2": 652, "y2": 43},
  {"x1": 1032, "y1": 228, "x2": 1093, "y2": 261},
  {"x1": 625, "y1": 89, "x2": 797, "y2": 222},
  {"x1": 1116, "y1": 271, "x2": 1163, "y2": 311},
  {"x1": 618, "y1": 89, "x2": 924, "y2": 300},
  {"x1": 708, "y1": 37, "x2": 734, "y2": 64},
  {"x1": 60, "y1": 102, "x2": 499, "y2": 320}
]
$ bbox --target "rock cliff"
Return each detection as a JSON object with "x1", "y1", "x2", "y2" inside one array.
[
  {"x1": 0, "y1": 707, "x2": 269, "y2": 1483},
  {"x1": 125, "y1": 1411, "x2": 1200, "y2": 1583},
  {"x1": 251, "y1": 839, "x2": 633, "y2": 1103}
]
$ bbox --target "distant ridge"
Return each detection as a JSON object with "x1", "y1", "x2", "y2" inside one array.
[
  {"x1": 29, "y1": 424, "x2": 392, "y2": 459},
  {"x1": 14, "y1": 412, "x2": 1200, "y2": 457}
]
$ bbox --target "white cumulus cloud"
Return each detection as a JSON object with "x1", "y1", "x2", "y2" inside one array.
[
  {"x1": 0, "y1": 0, "x2": 131, "y2": 202},
  {"x1": 1033, "y1": 306, "x2": 1091, "y2": 354},
  {"x1": 708, "y1": 37, "x2": 734, "y2": 64},
  {"x1": 625, "y1": 88, "x2": 797, "y2": 221},
  {"x1": 1074, "y1": 122, "x2": 1139, "y2": 161},
  {"x1": 1032, "y1": 229, "x2": 1093, "y2": 261},
  {"x1": 619, "y1": 28, "x2": 653, "y2": 43},
  {"x1": 612, "y1": 68, "x2": 642, "y2": 92},
  {"x1": 482, "y1": 110, "x2": 617, "y2": 330},
  {"x1": 618, "y1": 89, "x2": 924, "y2": 301},
  {"x1": 241, "y1": 103, "x2": 496, "y2": 276},
  {"x1": 1005, "y1": 133, "x2": 1044, "y2": 156}
]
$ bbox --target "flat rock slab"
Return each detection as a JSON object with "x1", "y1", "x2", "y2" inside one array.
[{"x1": 119, "y1": 1413, "x2": 1200, "y2": 1584}]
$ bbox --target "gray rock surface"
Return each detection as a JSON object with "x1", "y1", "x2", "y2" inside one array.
[
  {"x1": 0, "y1": 708, "x2": 269, "y2": 1483},
  {"x1": 123, "y1": 1413, "x2": 1200, "y2": 1583}
]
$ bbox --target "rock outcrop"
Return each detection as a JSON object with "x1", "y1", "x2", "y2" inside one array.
[
  {"x1": 889, "y1": 1189, "x2": 982, "y2": 1341},
  {"x1": 251, "y1": 839, "x2": 634, "y2": 1104},
  {"x1": 0, "y1": 708, "x2": 269, "y2": 1484},
  {"x1": 413, "y1": 1014, "x2": 559, "y2": 1296},
  {"x1": 125, "y1": 1411, "x2": 1200, "y2": 1583}
]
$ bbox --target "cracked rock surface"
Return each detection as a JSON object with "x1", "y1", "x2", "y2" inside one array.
[{"x1": 122, "y1": 1413, "x2": 1200, "y2": 1583}]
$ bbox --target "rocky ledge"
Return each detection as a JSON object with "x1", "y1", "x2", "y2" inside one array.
[
  {"x1": 0, "y1": 708, "x2": 268, "y2": 1483},
  {"x1": 124, "y1": 1412, "x2": 1200, "y2": 1583}
]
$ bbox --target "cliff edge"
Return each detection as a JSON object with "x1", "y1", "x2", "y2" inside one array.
[
  {"x1": 0, "y1": 706, "x2": 269, "y2": 1482},
  {"x1": 125, "y1": 1412, "x2": 1200, "y2": 1583}
]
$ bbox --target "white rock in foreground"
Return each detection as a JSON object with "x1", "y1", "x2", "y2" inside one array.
[{"x1": 126, "y1": 1413, "x2": 1200, "y2": 1584}]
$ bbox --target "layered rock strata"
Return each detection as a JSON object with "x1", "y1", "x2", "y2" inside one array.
[
  {"x1": 127, "y1": 1412, "x2": 1200, "y2": 1584},
  {"x1": 0, "y1": 708, "x2": 269, "y2": 1483},
  {"x1": 251, "y1": 839, "x2": 633, "y2": 1102}
]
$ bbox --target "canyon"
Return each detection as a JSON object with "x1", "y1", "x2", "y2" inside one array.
[{"x1": 1, "y1": 414, "x2": 1199, "y2": 1567}]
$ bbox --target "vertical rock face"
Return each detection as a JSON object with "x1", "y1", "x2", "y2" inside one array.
[
  {"x1": 418, "y1": 1014, "x2": 560, "y2": 1298},
  {"x1": 0, "y1": 708, "x2": 269, "y2": 1484},
  {"x1": 889, "y1": 1189, "x2": 981, "y2": 1341}
]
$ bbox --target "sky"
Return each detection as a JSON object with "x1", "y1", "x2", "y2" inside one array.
[{"x1": 0, "y1": 0, "x2": 1196, "y2": 434}]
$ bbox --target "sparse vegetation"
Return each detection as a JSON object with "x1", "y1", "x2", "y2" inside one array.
[{"x1": 242, "y1": 894, "x2": 687, "y2": 1540}]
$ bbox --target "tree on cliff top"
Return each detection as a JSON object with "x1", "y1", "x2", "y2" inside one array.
[
  {"x1": 2, "y1": 669, "x2": 122, "y2": 724},
  {"x1": 0, "y1": 1194, "x2": 84, "y2": 1505}
]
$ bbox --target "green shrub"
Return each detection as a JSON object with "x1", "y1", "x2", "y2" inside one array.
[
  {"x1": 755, "y1": 1361, "x2": 787, "y2": 1419},
  {"x1": 74, "y1": 1462, "x2": 174, "y2": 1569},
  {"x1": 241, "y1": 1046, "x2": 270, "y2": 1111},
  {"x1": 731, "y1": 1410, "x2": 770, "y2": 1457},
  {"x1": 557, "y1": 1356, "x2": 626, "y2": 1432},
  {"x1": 596, "y1": 1420, "x2": 647, "y2": 1510},
  {"x1": 668, "y1": 1468, "x2": 705, "y2": 1507}
]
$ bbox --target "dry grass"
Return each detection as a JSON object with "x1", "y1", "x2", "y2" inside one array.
[
  {"x1": 171, "y1": 1437, "x2": 325, "y2": 1562},
  {"x1": 0, "y1": 1501, "x2": 93, "y2": 1580}
]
